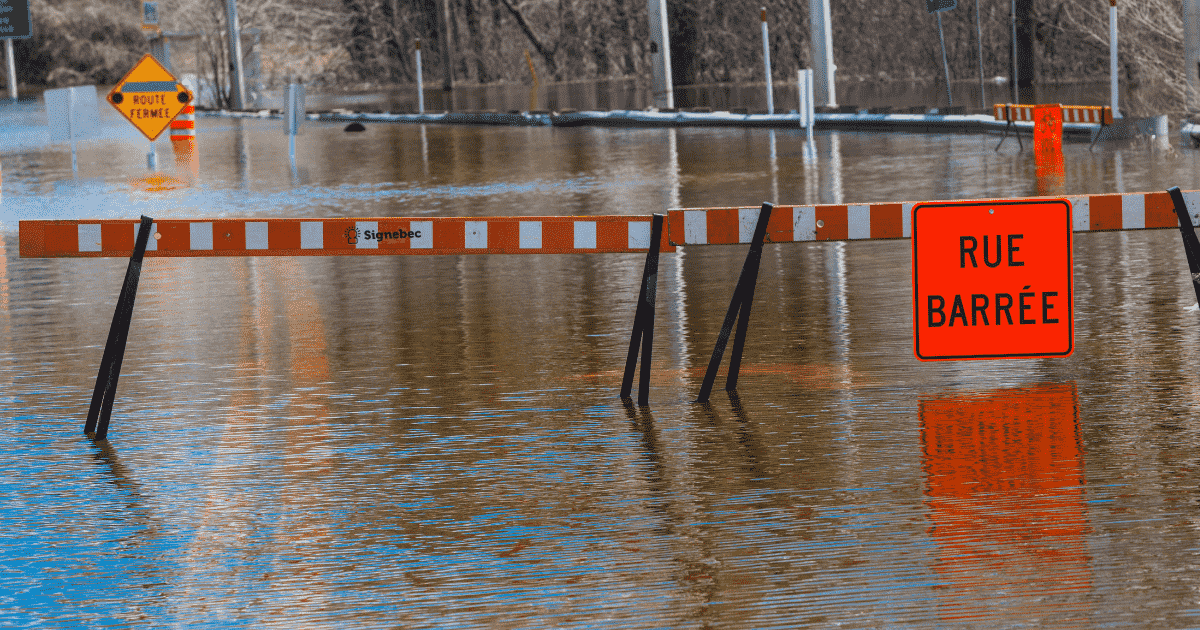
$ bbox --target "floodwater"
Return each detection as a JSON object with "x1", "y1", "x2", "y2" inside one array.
[{"x1": 4, "y1": 96, "x2": 1200, "y2": 628}]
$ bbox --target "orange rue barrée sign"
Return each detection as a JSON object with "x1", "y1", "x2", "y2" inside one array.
[
  {"x1": 106, "y1": 54, "x2": 194, "y2": 142},
  {"x1": 912, "y1": 198, "x2": 1073, "y2": 361}
]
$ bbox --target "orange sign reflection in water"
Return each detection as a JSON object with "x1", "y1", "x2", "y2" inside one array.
[{"x1": 921, "y1": 382, "x2": 1091, "y2": 623}]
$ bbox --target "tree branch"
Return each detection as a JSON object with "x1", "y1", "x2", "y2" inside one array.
[{"x1": 497, "y1": 0, "x2": 557, "y2": 78}]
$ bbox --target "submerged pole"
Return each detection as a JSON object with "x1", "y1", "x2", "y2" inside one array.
[
  {"x1": 804, "y1": 68, "x2": 814, "y2": 143},
  {"x1": 85, "y1": 216, "x2": 154, "y2": 441}
]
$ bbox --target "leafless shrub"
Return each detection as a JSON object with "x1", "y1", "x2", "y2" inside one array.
[
  {"x1": 11, "y1": 0, "x2": 147, "y2": 88},
  {"x1": 156, "y1": 0, "x2": 350, "y2": 108},
  {"x1": 1055, "y1": 0, "x2": 1190, "y2": 117}
]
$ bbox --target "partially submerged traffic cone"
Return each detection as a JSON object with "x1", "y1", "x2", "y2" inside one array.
[
  {"x1": 169, "y1": 104, "x2": 198, "y2": 179},
  {"x1": 1034, "y1": 104, "x2": 1065, "y2": 194}
]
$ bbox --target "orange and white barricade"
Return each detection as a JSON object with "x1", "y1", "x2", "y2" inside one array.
[
  {"x1": 667, "y1": 190, "x2": 1200, "y2": 246},
  {"x1": 18, "y1": 215, "x2": 675, "y2": 258},
  {"x1": 993, "y1": 103, "x2": 1113, "y2": 150}
]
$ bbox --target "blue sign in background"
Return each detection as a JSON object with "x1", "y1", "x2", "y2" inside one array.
[
  {"x1": 926, "y1": 0, "x2": 957, "y2": 13},
  {"x1": 0, "y1": 0, "x2": 31, "y2": 40}
]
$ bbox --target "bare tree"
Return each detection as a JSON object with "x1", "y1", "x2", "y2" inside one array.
[{"x1": 160, "y1": 0, "x2": 349, "y2": 108}]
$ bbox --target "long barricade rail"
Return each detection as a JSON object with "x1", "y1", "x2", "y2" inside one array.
[
  {"x1": 18, "y1": 215, "x2": 675, "y2": 258},
  {"x1": 667, "y1": 189, "x2": 1200, "y2": 246},
  {"x1": 19, "y1": 189, "x2": 1200, "y2": 439}
]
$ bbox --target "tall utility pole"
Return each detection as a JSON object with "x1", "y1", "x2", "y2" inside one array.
[
  {"x1": 808, "y1": 0, "x2": 836, "y2": 106},
  {"x1": 225, "y1": 0, "x2": 247, "y2": 109},
  {"x1": 647, "y1": 0, "x2": 674, "y2": 109},
  {"x1": 1014, "y1": 0, "x2": 1034, "y2": 93},
  {"x1": 1010, "y1": 0, "x2": 1018, "y2": 103},
  {"x1": 438, "y1": 0, "x2": 453, "y2": 93},
  {"x1": 975, "y1": 0, "x2": 985, "y2": 109},
  {"x1": 1109, "y1": 0, "x2": 1120, "y2": 118},
  {"x1": 1186, "y1": 0, "x2": 1200, "y2": 112}
]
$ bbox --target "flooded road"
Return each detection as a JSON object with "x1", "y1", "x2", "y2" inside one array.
[{"x1": 4, "y1": 98, "x2": 1200, "y2": 627}]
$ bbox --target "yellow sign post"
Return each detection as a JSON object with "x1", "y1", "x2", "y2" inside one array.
[{"x1": 106, "y1": 54, "x2": 193, "y2": 142}]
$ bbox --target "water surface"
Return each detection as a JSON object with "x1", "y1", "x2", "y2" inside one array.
[{"x1": 2, "y1": 97, "x2": 1200, "y2": 627}]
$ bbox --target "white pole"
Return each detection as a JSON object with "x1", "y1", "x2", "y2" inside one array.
[
  {"x1": 67, "y1": 87, "x2": 77, "y2": 174},
  {"x1": 415, "y1": 40, "x2": 424, "y2": 114},
  {"x1": 798, "y1": 69, "x2": 814, "y2": 143},
  {"x1": 287, "y1": 83, "x2": 296, "y2": 159},
  {"x1": 797, "y1": 69, "x2": 806, "y2": 129},
  {"x1": 761, "y1": 7, "x2": 773, "y2": 114},
  {"x1": 4, "y1": 39, "x2": 15, "y2": 102},
  {"x1": 225, "y1": 0, "x2": 247, "y2": 109},
  {"x1": 809, "y1": 0, "x2": 836, "y2": 106},
  {"x1": 1109, "y1": 0, "x2": 1121, "y2": 118},
  {"x1": 647, "y1": 0, "x2": 674, "y2": 109},
  {"x1": 805, "y1": 68, "x2": 814, "y2": 142}
]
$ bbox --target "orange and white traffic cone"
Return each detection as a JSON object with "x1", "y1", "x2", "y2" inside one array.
[{"x1": 169, "y1": 104, "x2": 198, "y2": 179}]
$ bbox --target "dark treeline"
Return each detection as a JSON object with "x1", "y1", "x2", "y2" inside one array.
[
  {"x1": 11, "y1": 0, "x2": 1187, "y2": 115},
  {"x1": 345, "y1": 0, "x2": 1133, "y2": 86}
]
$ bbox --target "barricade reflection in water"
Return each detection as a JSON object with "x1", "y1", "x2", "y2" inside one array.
[{"x1": 921, "y1": 381, "x2": 1091, "y2": 624}]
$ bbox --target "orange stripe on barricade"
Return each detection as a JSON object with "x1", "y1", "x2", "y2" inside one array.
[
  {"x1": 18, "y1": 215, "x2": 676, "y2": 258},
  {"x1": 667, "y1": 190, "x2": 1200, "y2": 246}
]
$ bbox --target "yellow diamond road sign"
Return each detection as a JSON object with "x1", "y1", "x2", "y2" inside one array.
[{"x1": 107, "y1": 54, "x2": 194, "y2": 141}]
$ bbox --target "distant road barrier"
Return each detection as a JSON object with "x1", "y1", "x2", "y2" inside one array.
[
  {"x1": 993, "y1": 103, "x2": 1114, "y2": 150},
  {"x1": 993, "y1": 104, "x2": 1114, "y2": 125}
]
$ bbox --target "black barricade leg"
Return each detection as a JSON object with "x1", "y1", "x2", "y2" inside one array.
[
  {"x1": 695, "y1": 203, "x2": 773, "y2": 404},
  {"x1": 1090, "y1": 118, "x2": 1105, "y2": 151},
  {"x1": 1168, "y1": 188, "x2": 1200, "y2": 306},
  {"x1": 620, "y1": 214, "x2": 664, "y2": 405},
  {"x1": 85, "y1": 216, "x2": 154, "y2": 440},
  {"x1": 724, "y1": 228, "x2": 767, "y2": 392},
  {"x1": 995, "y1": 116, "x2": 1012, "y2": 151}
]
